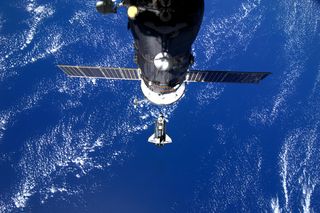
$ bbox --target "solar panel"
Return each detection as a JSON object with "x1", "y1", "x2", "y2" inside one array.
[
  {"x1": 186, "y1": 70, "x2": 271, "y2": 84},
  {"x1": 58, "y1": 65, "x2": 141, "y2": 80}
]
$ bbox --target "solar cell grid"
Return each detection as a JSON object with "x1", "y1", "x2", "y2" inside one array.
[
  {"x1": 187, "y1": 70, "x2": 270, "y2": 84},
  {"x1": 58, "y1": 66, "x2": 269, "y2": 83},
  {"x1": 58, "y1": 65, "x2": 141, "y2": 80}
]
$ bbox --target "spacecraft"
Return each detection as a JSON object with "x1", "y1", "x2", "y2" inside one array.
[
  {"x1": 148, "y1": 114, "x2": 172, "y2": 146},
  {"x1": 58, "y1": 0, "x2": 271, "y2": 145}
]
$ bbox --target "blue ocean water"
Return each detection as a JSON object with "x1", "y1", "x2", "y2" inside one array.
[{"x1": 0, "y1": 0, "x2": 320, "y2": 212}]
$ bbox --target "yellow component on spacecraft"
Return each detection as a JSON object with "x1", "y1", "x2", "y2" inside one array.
[{"x1": 128, "y1": 6, "x2": 139, "y2": 19}]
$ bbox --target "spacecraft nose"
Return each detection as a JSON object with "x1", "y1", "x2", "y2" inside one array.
[{"x1": 141, "y1": 81, "x2": 186, "y2": 105}]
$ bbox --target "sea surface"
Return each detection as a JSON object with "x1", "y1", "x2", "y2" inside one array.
[{"x1": 0, "y1": 0, "x2": 320, "y2": 212}]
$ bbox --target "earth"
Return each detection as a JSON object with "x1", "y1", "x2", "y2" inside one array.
[{"x1": 0, "y1": 0, "x2": 320, "y2": 212}]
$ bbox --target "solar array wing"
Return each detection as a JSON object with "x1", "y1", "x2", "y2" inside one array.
[
  {"x1": 58, "y1": 65, "x2": 140, "y2": 80},
  {"x1": 186, "y1": 70, "x2": 271, "y2": 84}
]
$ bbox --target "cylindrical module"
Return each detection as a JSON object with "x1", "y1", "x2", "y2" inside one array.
[{"x1": 128, "y1": 0, "x2": 204, "y2": 104}]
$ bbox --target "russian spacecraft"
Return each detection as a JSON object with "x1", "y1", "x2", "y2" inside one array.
[{"x1": 58, "y1": 0, "x2": 270, "y2": 145}]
